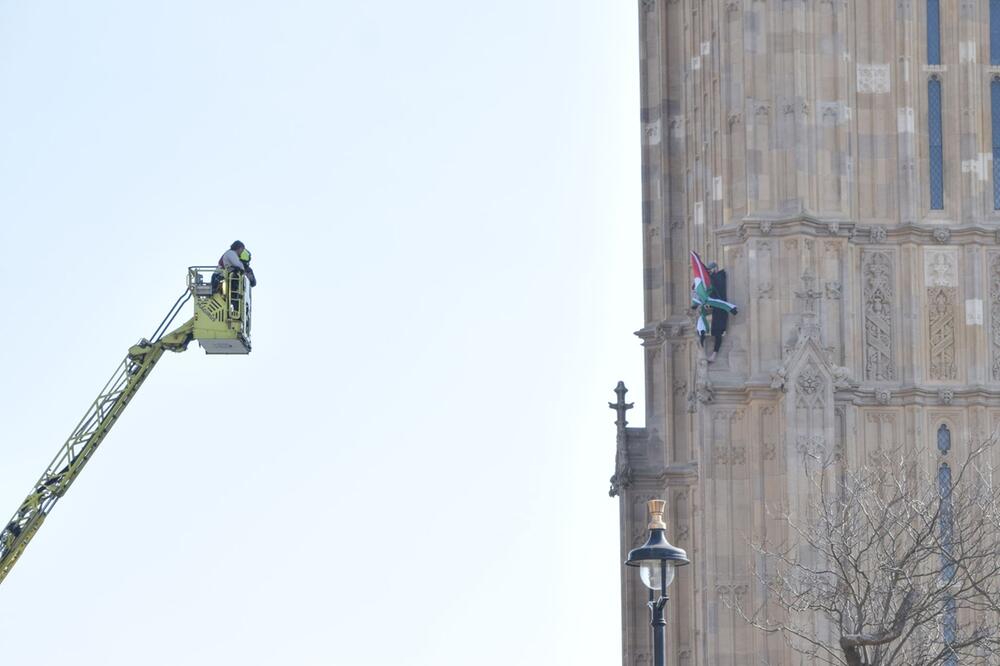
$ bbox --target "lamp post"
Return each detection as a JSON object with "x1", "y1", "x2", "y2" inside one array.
[{"x1": 625, "y1": 499, "x2": 690, "y2": 666}]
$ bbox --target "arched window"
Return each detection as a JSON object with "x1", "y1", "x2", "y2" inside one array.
[
  {"x1": 937, "y1": 423, "x2": 951, "y2": 454},
  {"x1": 992, "y1": 0, "x2": 1000, "y2": 65},
  {"x1": 938, "y1": 462, "x2": 954, "y2": 573},
  {"x1": 943, "y1": 596, "x2": 957, "y2": 666},
  {"x1": 938, "y1": 447, "x2": 957, "y2": 664},
  {"x1": 928, "y1": 0, "x2": 941, "y2": 65},
  {"x1": 929, "y1": 77, "x2": 944, "y2": 210},
  {"x1": 993, "y1": 78, "x2": 1000, "y2": 209}
]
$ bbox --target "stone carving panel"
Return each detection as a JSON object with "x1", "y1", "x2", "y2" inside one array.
[
  {"x1": 863, "y1": 251, "x2": 896, "y2": 381},
  {"x1": 928, "y1": 287, "x2": 957, "y2": 380},
  {"x1": 924, "y1": 249, "x2": 957, "y2": 288},
  {"x1": 857, "y1": 64, "x2": 891, "y2": 94},
  {"x1": 710, "y1": 410, "x2": 746, "y2": 468},
  {"x1": 760, "y1": 406, "x2": 778, "y2": 463},
  {"x1": 991, "y1": 254, "x2": 1000, "y2": 381},
  {"x1": 795, "y1": 362, "x2": 826, "y2": 406}
]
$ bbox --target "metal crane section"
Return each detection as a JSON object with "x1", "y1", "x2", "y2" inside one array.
[{"x1": 0, "y1": 267, "x2": 251, "y2": 586}]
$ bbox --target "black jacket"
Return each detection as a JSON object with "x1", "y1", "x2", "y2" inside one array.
[{"x1": 710, "y1": 270, "x2": 730, "y2": 336}]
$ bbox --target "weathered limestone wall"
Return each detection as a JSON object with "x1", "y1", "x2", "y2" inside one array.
[{"x1": 614, "y1": 1, "x2": 1000, "y2": 664}]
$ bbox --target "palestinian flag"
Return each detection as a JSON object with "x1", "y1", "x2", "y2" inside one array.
[{"x1": 690, "y1": 251, "x2": 738, "y2": 335}]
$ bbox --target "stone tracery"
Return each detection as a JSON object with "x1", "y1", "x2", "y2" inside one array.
[{"x1": 863, "y1": 251, "x2": 896, "y2": 381}]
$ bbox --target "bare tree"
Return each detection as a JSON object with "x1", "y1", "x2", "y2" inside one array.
[{"x1": 736, "y1": 437, "x2": 1000, "y2": 666}]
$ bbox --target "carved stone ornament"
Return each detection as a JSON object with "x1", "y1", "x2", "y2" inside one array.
[
  {"x1": 713, "y1": 442, "x2": 747, "y2": 466},
  {"x1": 991, "y1": 254, "x2": 1000, "y2": 381},
  {"x1": 863, "y1": 251, "x2": 896, "y2": 381},
  {"x1": 933, "y1": 227, "x2": 951, "y2": 244},
  {"x1": 875, "y1": 388, "x2": 892, "y2": 405},
  {"x1": 828, "y1": 221, "x2": 840, "y2": 235},
  {"x1": 870, "y1": 225, "x2": 888, "y2": 243},
  {"x1": 770, "y1": 365, "x2": 788, "y2": 391},
  {"x1": 759, "y1": 220, "x2": 772, "y2": 235},
  {"x1": 857, "y1": 64, "x2": 891, "y2": 94},
  {"x1": 796, "y1": 269, "x2": 823, "y2": 315},
  {"x1": 688, "y1": 358, "x2": 714, "y2": 412},
  {"x1": 831, "y1": 365, "x2": 852, "y2": 389},
  {"x1": 715, "y1": 583, "x2": 750, "y2": 599},
  {"x1": 925, "y1": 251, "x2": 956, "y2": 288},
  {"x1": 763, "y1": 440, "x2": 777, "y2": 461},
  {"x1": 796, "y1": 364, "x2": 824, "y2": 394},
  {"x1": 825, "y1": 281, "x2": 842, "y2": 299},
  {"x1": 928, "y1": 287, "x2": 957, "y2": 380},
  {"x1": 674, "y1": 524, "x2": 690, "y2": 542},
  {"x1": 938, "y1": 388, "x2": 955, "y2": 405},
  {"x1": 796, "y1": 435, "x2": 827, "y2": 458}
]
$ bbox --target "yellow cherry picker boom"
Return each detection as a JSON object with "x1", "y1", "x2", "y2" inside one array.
[{"x1": 0, "y1": 266, "x2": 252, "y2": 586}]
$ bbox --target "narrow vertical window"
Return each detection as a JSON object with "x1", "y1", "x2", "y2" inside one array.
[
  {"x1": 943, "y1": 596, "x2": 957, "y2": 666},
  {"x1": 929, "y1": 77, "x2": 944, "y2": 210},
  {"x1": 937, "y1": 424, "x2": 951, "y2": 454},
  {"x1": 938, "y1": 462, "x2": 954, "y2": 578},
  {"x1": 928, "y1": 0, "x2": 941, "y2": 65},
  {"x1": 939, "y1": 461, "x2": 957, "y2": 665},
  {"x1": 993, "y1": 78, "x2": 1000, "y2": 209},
  {"x1": 993, "y1": 0, "x2": 1000, "y2": 65}
]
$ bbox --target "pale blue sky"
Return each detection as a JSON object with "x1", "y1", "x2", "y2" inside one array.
[{"x1": 0, "y1": 2, "x2": 645, "y2": 664}]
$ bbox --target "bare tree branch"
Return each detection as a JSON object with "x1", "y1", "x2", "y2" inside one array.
[{"x1": 730, "y1": 436, "x2": 1000, "y2": 665}]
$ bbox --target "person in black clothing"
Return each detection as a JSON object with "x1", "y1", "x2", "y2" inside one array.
[{"x1": 705, "y1": 262, "x2": 737, "y2": 362}]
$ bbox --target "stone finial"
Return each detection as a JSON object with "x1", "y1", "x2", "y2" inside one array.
[
  {"x1": 796, "y1": 269, "x2": 823, "y2": 315},
  {"x1": 609, "y1": 381, "x2": 634, "y2": 430},
  {"x1": 609, "y1": 382, "x2": 635, "y2": 497}
]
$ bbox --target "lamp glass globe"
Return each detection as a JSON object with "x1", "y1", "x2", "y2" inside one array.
[{"x1": 639, "y1": 560, "x2": 675, "y2": 590}]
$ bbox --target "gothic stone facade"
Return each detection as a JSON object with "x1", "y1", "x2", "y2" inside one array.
[{"x1": 612, "y1": 1, "x2": 1000, "y2": 664}]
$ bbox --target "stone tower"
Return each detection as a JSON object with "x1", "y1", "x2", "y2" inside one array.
[{"x1": 611, "y1": 1, "x2": 1000, "y2": 664}]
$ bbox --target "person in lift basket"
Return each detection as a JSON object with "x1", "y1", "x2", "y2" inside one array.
[{"x1": 212, "y1": 240, "x2": 257, "y2": 311}]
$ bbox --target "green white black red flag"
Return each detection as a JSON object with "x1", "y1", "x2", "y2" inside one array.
[{"x1": 690, "y1": 251, "x2": 737, "y2": 335}]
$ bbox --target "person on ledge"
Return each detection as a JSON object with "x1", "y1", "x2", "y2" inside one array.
[{"x1": 704, "y1": 262, "x2": 737, "y2": 362}]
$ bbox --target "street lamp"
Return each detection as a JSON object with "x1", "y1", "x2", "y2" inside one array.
[{"x1": 625, "y1": 499, "x2": 690, "y2": 666}]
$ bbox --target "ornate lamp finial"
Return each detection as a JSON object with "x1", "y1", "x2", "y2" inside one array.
[{"x1": 647, "y1": 499, "x2": 667, "y2": 530}]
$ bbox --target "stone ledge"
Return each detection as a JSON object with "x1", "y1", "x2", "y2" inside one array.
[
  {"x1": 626, "y1": 464, "x2": 700, "y2": 484},
  {"x1": 715, "y1": 215, "x2": 1000, "y2": 246},
  {"x1": 703, "y1": 382, "x2": 1000, "y2": 407}
]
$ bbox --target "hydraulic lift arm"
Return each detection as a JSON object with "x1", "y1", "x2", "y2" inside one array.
[{"x1": 0, "y1": 267, "x2": 252, "y2": 586}]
